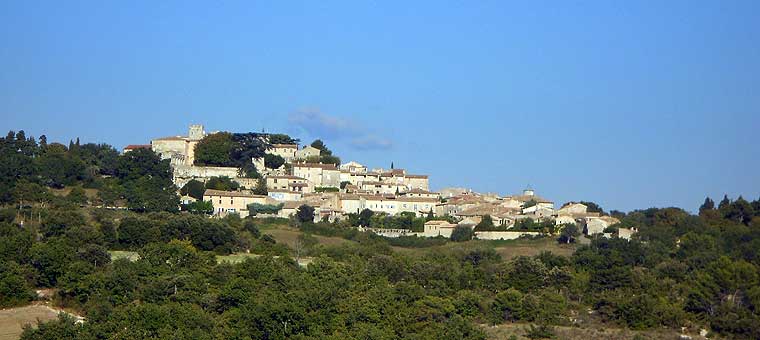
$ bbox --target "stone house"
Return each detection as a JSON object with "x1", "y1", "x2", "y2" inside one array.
[
  {"x1": 420, "y1": 220, "x2": 458, "y2": 238},
  {"x1": 151, "y1": 124, "x2": 206, "y2": 166},
  {"x1": 296, "y1": 145, "x2": 321, "y2": 160},
  {"x1": 268, "y1": 144, "x2": 298, "y2": 162},
  {"x1": 203, "y1": 189, "x2": 269, "y2": 218},
  {"x1": 292, "y1": 163, "x2": 340, "y2": 188}
]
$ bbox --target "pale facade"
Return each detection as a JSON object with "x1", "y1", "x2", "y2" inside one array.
[
  {"x1": 266, "y1": 175, "x2": 308, "y2": 191},
  {"x1": 151, "y1": 124, "x2": 206, "y2": 166},
  {"x1": 340, "y1": 161, "x2": 367, "y2": 173},
  {"x1": 420, "y1": 220, "x2": 458, "y2": 238},
  {"x1": 296, "y1": 145, "x2": 321, "y2": 160},
  {"x1": 292, "y1": 163, "x2": 340, "y2": 188},
  {"x1": 339, "y1": 194, "x2": 437, "y2": 216},
  {"x1": 403, "y1": 188, "x2": 439, "y2": 199},
  {"x1": 203, "y1": 189, "x2": 269, "y2": 218},
  {"x1": 267, "y1": 190, "x2": 303, "y2": 202},
  {"x1": 360, "y1": 181, "x2": 406, "y2": 195},
  {"x1": 269, "y1": 144, "x2": 298, "y2": 162}
]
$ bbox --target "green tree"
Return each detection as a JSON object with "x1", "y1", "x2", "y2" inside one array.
[
  {"x1": 450, "y1": 225, "x2": 474, "y2": 242},
  {"x1": 699, "y1": 196, "x2": 715, "y2": 214},
  {"x1": 358, "y1": 208, "x2": 374, "y2": 227},
  {"x1": 474, "y1": 215, "x2": 495, "y2": 231},
  {"x1": 252, "y1": 178, "x2": 268, "y2": 195},
  {"x1": 193, "y1": 132, "x2": 235, "y2": 166},
  {"x1": 296, "y1": 205, "x2": 315, "y2": 223},
  {"x1": 204, "y1": 176, "x2": 239, "y2": 191},
  {"x1": 180, "y1": 179, "x2": 206, "y2": 199},
  {"x1": 557, "y1": 224, "x2": 580, "y2": 244},
  {"x1": 186, "y1": 200, "x2": 213, "y2": 215},
  {"x1": 0, "y1": 260, "x2": 34, "y2": 307},
  {"x1": 579, "y1": 201, "x2": 605, "y2": 214},
  {"x1": 264, "y1": 154, "x2": 285, "y2": 169},
  {"x1": 66, "y1": 187, "x2": 88, "y2": 205}
]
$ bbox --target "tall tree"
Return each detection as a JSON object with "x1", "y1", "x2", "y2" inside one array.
[
  {"x1": 699, "y1": 197, "x2": 715, "y2": 214},
  {"x1": 194, "y1": 132, "x2": 235, "y2": 166}
]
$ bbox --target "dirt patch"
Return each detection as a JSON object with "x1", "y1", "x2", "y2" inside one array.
[
  {"x1": 481, "y1": 322, "x2": 705, "y2": 340},
  {"x1": 0, "y1": 304, "x2": 83, "y2": 340}
]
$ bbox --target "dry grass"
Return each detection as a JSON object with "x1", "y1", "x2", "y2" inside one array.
[
  {"x1": 481, "y1": 322, "x2": 704, "y2": 340},
  {"x1": 391, "y1": 237, "x2": 578, "y2": 260},
  {"x1": 263, "y1": 227, "x2": 352, "y2": 249},
  {"x1": 0, "y1": 304, "x2": 72, "y2": 340},
  {"x1": 489, "y1": 238, "x2": 577, "y2": 260}
]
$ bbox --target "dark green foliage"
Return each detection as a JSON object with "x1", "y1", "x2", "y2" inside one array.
[
  {"x1": 264, "y1": 153, "x2": 285, "y2": 169},
  {"x1": 358, "y1": 208, "x2": 374, "y2": 227},
  {"x1": 252, "y1": 177, "x2": 267, "y2": 195},
  {"x1": 557, "y1": 223, "x2": 579, "y2": 244},
  {"x1": 0, "y1": 260, "x2": 34, "y2": 307},
  {"x1": 180, "y1": 179, "x2": 206, "y2": 199},
  {"x1": 183, "y1": 200, "x2": 213, "y2": 215},
  {"x1": 267, "y1": 133, "x2": 299, "y2": 145},
  {"x1": 579, "y1": 201, "x2": 605, "y2": 215},
  {"x1": 525, "y1": 324, "x2": 555, "y2": 339},
  {"x1": 314, "y1": 186, "x2": 339, "y2": 192},
  {"x1": 474, "y1": 215, "x2": 495, "y2": 231},
  {"x1": 66, "y1": 187, "x2": 88, "y2": 205},
  {"x1": 451, "y1": 225, "x2": 474, "y2": 242},
  {"x1": 699, "y1": 196, "x2": 715, "y2": 214},
  {"x1": 310, "y1": 139, "x2": 341, "y2": 165},
  {"x1": 247, "y1": 203, "x2": 283, "y2": 216},
  {"x1": 204, "y1": 176, "x2": 239, "y2": 191},
  {"x1": 296, "y1": 205, "x2": 315, "y2": 223},
  {"x1": 21, "y1": 314, "x2": 84, "y2": 340},
  {"x1": 193, "y1": 132, "x2": 236, "y2": 166}
]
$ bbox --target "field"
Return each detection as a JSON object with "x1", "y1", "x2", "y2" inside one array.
[
  {"x1": 262, "y1": 226, "x2": 352, "y2": 249},
  {"x1": 390, "y1": 236, "x2": 579, "y2": 259},
  {"x1": 0, "y1": 305, "x2": 78, "y2": 340},
  {"x1": 481, "y1": 322, "x2": 708, "y2": 340}
]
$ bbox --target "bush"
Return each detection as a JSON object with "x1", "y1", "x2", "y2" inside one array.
[{"x1": 451, "y1": 225, "x2": 474, "y2": 242}]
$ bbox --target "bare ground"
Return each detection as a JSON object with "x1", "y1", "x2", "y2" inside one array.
[{"x1": 0, "y1": 304, "x2": 82, "y2": 340}]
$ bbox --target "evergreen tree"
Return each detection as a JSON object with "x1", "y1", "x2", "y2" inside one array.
[
  {"x1": 718, "y1": 194, "x2": 731, "y2": 210},
  {"x1": 252, "y1": 178, "x2": 267, "y2": 195},
  {"x1": 699, "y1": 197, "x2": 715, "y2": 214}
]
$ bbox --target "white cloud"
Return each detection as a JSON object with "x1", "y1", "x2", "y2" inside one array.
[{"x1": 287, "y1": 108, "x2": 393, "y2": 150}]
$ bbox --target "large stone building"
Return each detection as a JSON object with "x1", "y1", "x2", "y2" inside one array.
[
  {"x1": 151, "y1": 124, "x2": 206, "y2": 166},
  {"x1": 203, "y1": 189, "x2": 270, "y2": 218},
  {"x1": 292, "y1": 163, "x2": 340, "y2": 188}
]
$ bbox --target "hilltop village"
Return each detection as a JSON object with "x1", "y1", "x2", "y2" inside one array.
[{"x1": 125, "y1": 124, "x2": 633, "y2": 240}]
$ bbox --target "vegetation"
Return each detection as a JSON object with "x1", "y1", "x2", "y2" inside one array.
[
  {"x1": 310, "y1": 139, "x2": 341, "y2": 165},
  {"x1": 4, "y1": 130, "x2": 760, "y2": 339}
]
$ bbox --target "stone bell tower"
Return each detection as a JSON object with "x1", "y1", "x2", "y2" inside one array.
[{"x1": 188, "y1": 124, "x2": 205, "y2": 141}]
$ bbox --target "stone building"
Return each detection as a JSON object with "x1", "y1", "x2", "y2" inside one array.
[{"x1": 203, "y1": 189, "x2": 269, "y2": 218}]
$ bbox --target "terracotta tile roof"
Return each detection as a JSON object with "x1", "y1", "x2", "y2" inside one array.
[
  {"x1": 203, "y1": 189, "x2": 267, "y2": 198},
  {"x1": 268, "y1": 189, "x2": 302, "y2": 193},
  {"x1": 123, "y1": 144, "x2": 151, "y2": 150},
  {"x1": 406, "y1": 174, "x2": 428, "y2": 179},
  {"x1": 272, "y1": 144, "x2": 298, "y2": 149},
  {"x1": 405, "y1": 188, "x2": 436, "y2": 194},
  {"x1": 268, "y1": 175, "x2": 306, "y2": 180},
  {"x1": 153, "y1": 135, "x2": 188, "y2": 141},
  {"x1": 281, "y1": 201, "x2": 303, "y2": 209},
  {"x1": 512, "y1": 194, "x2": 553, "y2": 203},
  {"x1": 292, "y1": 163, "x2": 338, "y2": 170}
]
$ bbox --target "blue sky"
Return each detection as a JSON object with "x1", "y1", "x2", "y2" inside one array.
[{"x1": 1, "y1": 1, "x2": 759, "y2": 212}]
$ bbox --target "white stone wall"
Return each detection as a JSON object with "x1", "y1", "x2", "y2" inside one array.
[{"x1": 474, "y1": 231, "x2": 540, "y2": 240}]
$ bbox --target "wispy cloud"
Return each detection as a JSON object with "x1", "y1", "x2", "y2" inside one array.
[
  {"x1": 287, "y1": 109, "x2": 393, "y2": 150},
  {"x1": 350, "y1": 135, "x2": 393, "y2": 150},
  {"x1": 287, "y1": 109, "x2": 358, "y2": 140}
]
